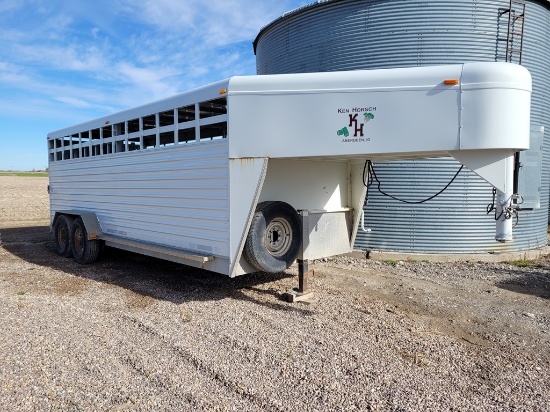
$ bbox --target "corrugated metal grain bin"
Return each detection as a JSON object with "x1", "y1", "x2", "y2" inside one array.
[{"x1": 254, "y1": 0, "x2": 550, "y2": 253}]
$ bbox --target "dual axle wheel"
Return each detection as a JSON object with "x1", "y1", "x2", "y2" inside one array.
[{"x1": 52, "y1": 215, "x2": 100, "y2": 264}]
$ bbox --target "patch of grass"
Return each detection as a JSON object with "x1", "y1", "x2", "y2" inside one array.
[
  {"x1": 0, "y1": 172, "x2": 48, "y2": 177},
  {"x1": 507, "y1": 260, "x2": 544, "y2": 268},
  {"x1": 18, "y1": 173, "x2": 48, "y2": 177},
  {"x1": 384, "y1": 260, "x2": 399, "y2": 267},
  {"x1": 404, "y1": 259, "x2": 428, "y2": 264}
]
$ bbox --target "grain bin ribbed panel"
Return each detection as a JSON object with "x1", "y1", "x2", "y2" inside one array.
[{"x1": 254, "y1": 0, "x2": 550, "y2": 253}]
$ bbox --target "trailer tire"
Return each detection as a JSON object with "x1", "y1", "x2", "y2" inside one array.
[
  {"x1": 52, "y1": 214, "x2": 74, "y2": 258},
  {"x1": 70, "y1": 217, "x2": 100, "y2": 264},
  {"x1": 243, "y1": 201, "x2": 301, "y2": 273}
]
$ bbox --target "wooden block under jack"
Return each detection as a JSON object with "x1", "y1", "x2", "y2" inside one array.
[
  {"x1": 284, "y1": 258, "x2": 314, "y2": 303},
  {"x1": 283, "y1": 290, "x2": 315, "y2": 303}
]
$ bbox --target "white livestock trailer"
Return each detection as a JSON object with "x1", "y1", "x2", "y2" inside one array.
[{"x1": 47, "y1": 62, "x2": 531, "y2": 283}]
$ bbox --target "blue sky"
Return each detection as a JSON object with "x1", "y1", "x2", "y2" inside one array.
[{"x1": 0, "y1": 0, "x2": 309, "y2": 171}]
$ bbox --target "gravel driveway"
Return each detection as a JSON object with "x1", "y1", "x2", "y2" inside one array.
[{"x1": 1, "y1": 176, "x2": 549, "y2": 411}]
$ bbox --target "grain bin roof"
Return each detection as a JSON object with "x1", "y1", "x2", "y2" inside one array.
[{"x1": 253, "y1": 0, "x2": 550, "y2": 54}]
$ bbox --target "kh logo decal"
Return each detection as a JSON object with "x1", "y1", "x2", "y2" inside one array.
[
  {"x1": 336, "y1": 107, "x2": 376, "y2": 142},
  {"x1": 363, "y1": 112, "x2": 375, "y2": 122},
  {"x1": 337, "y1": 127, "x2": 349, "y2": 137}
]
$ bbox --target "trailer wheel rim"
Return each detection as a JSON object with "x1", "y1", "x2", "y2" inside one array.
[
  {"x1": 264, "y1": 217, "x2": 293, "y2": 257},
  {"x1": 74, "y1": 227, "x2": 84, "y2": 255},
  {"x1": 57, "y1": 225, "x2": 67, "y2": 249}
]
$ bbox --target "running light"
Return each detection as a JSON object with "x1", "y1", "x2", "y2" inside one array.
[{"x1": 443, "y1": 79, "x2": 459, "y2": 85}]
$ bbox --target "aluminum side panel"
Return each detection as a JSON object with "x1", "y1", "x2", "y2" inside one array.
[
  {"x1": 49, "y1": 141, "x2": 230, "y2": 261},
  {"x1": 229, "y1": 158, "x2": 268, "y2": 277},
  {"x1": 228, "y1": 88, "x2": 460, "y2": 159},
  {"x1": 259, "y1": 159, "x2": 350, "y2": 211},
  {"x1": 349, "y1": 161, "x2": 368, "y2": 248},
  {"x1": 228, "y1": 62, "x2": 530, "y2": 160}
]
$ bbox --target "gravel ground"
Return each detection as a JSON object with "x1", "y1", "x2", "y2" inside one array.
[{"x1": 1, "y1": 176, "x2": 549, "y2": 411}]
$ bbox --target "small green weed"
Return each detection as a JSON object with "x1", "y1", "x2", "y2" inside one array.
[{"x1": 507, "y1": 260, "x2": 544, "y2": 268}]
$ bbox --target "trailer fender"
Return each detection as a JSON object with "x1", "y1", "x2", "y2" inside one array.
[
  {"x1": 52, "y1": 210, "x2": 103, "y2": 240},
  {"x1": 243, "y1": 201, "x2": 301, "y2": 273}
]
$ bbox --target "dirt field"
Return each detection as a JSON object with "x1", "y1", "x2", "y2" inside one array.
[{"x1": 1, "y1": 175, "x2": 549, "y2": 411}]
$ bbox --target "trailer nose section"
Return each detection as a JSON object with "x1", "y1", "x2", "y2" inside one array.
[
  {"x1": 459, "y1": 62, "x2": 531, "y2": 152},
  {"x1": 450, "y1": 150, "x2": 515, "y2": 242},
  {"x1": 450, "y1": 149, "x2": 514, "y2": 194}
]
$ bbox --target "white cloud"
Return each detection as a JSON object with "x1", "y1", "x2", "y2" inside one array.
[
  {"x1": 54, "y1": 96, "x2": 94, "y2": 108},
  {"x1": 0, "y1": 0, "x2": 23, "y2": 14},
  {"x1": 115, "y1": 62, "x2": 181, "y2": 99},
  {"x1": 123, "y1": 0, "x2": 297, "y2": 46},
  {"x1": 0, "y1": 61, "x2": 32, "y2": 84},
  {"x1": 13, "y1": 43, "x2": 107, "y2": 72}
]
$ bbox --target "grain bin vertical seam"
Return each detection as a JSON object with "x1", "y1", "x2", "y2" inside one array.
[{"x1": 254, "y1": 0, "x2": 550, "y2": 253}]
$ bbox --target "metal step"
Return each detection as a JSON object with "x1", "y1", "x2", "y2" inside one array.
[{"x1": 101, "y1": 235, "x2": 215, "y2": 263}]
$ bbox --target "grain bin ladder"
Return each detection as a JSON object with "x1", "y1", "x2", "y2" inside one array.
[{"x1": 502, "y1": 0, "x2": 526, "y2": 64}]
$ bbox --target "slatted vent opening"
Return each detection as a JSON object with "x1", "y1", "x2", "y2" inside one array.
[{"x1": 48, "y1": 97, "x2": 228, "y2": 162}]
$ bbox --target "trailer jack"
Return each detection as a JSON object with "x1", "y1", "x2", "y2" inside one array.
[{"x1": 284, "y1": 210, "x2": 315, "y2": 303}]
